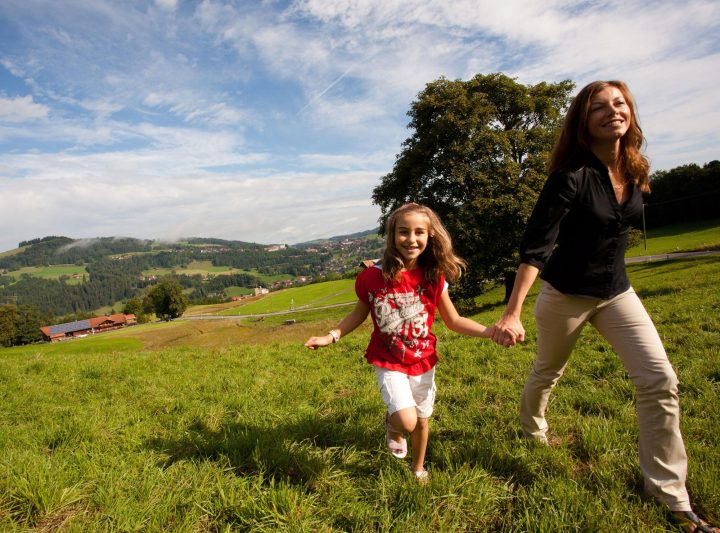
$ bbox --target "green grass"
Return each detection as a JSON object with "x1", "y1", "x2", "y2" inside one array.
[
  {"x1": 221, "y1": 279, "x2": 356, "y2": 316},
  {"x1": 0, "y1": 245, "x2": 28, "y2": 258},
  {"x1": 0, "y1": 255, "x2": 718, "y2": 531},
  {"x1": 4, "y1": 264, "x2": 88, "y2": 284},
  {"x1": 626, "y1": 218, "x2": 720, "y2": 257},
  {"x1": 91, "y1": 300, "x2": 127, "y2": 316},
  {"x1": 224, "y1": 286, "x2": 255, "y2": 297}
]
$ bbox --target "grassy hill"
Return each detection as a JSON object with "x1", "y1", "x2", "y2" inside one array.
[
  {"x1": 217, "y1": 278, "x2": 356, "y2": 316},
  {"x1": 1, "y1": 254, "x2": 718, "y2": 531}
]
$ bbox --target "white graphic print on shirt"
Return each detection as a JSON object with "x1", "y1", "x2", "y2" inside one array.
[{"x1": 369, "y1": 286, "x2": 431, "y2": 361}]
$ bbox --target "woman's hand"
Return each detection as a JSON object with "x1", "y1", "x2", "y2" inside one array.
[{"x1": 492, "y1": 314, "x2": 525, "y2": 346}]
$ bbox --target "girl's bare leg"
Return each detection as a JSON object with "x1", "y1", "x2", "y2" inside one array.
[{"x1": 409, "y1": 417, "x2": 429, "y2": 472}]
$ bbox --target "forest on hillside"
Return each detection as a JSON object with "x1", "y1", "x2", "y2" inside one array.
[{"x1": 0, "y1": 232, "x2": 384, "y2": 320}]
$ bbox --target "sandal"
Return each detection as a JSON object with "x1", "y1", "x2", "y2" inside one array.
[
  {"x1": 411, "y1": 468, "x2": 429, "y2": 485},
  {"x1": 672, "y1": 511, "x2": 719, "y2": 533},
  {"x1": 385, "y1": 413, "x2": 407, "y2": 459}
]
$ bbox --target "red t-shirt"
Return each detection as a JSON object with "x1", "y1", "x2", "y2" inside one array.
[{"x1": 355, "y1": 265, "x2": 447, "y2": 376}]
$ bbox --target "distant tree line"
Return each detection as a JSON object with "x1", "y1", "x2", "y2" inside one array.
[
  {"x1": 18, "y1": 236, "x2": 69, "y2": 247},
  {"x1": 0, "y1": 237, "x2": 153, "y2": 270},
  {"x1": 208, "y1": 248, "x2": 331, "y2": 276},
  {"x1": 645, "y1": 160, "x2": 720, "y2": 228},
  {"x1": 1, "y1": 236, "x2": 333, "y2": 278}
]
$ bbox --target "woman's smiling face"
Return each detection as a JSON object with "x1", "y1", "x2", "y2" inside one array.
[{"x1": 587, "y1": 85, "x2": 631, "y2": 144}]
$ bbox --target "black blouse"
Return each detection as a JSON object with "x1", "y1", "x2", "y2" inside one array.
[{"x1": 519, "y1": 153, "x2": 644, "y2": 299}]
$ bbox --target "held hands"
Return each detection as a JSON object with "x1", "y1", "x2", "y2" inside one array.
[{"x1": 492, "y1": 314, "x2": 525, "y2": 347}]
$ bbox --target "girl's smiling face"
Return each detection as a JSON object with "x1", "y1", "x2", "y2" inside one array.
[{"x1": 394, "y1": 211, "x2": 431, "y2": 269}]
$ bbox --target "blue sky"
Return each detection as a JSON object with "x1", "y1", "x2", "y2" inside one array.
[{"x1": 1, "y1": 0, "x2": 718, "y2": 252}]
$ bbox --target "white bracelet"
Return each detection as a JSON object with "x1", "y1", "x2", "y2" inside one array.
[{"x1": 328, "y1": 329, "x2": 340, "y2": 343}]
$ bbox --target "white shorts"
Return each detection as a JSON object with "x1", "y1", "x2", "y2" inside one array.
[{"x1": 374, "y1": 366, "x2": 436, "y2": 419}]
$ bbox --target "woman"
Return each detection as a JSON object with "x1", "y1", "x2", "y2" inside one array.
[{"x1": 493, "y1": 80, "x2": 717, "y2": 532}]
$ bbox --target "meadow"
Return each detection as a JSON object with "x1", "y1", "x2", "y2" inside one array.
[
  {"x1": 626, "y1": 218, "x2": 720, "y2": 257},
  {"x1": 1, "y1": 253, "x2": 718, "y2": 531},
  {"x1": 4, "y1": 264, "x2": 88, "y2": 285}
]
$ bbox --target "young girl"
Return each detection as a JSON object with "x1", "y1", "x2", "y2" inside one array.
[{"x1": 305, "y1": 202, "x2": 495, "y2": 482}]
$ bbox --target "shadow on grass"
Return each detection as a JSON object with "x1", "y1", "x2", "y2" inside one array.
[
  {"x1": 459, "y1": 299, "x2": 507, "y2": 316},
  {"x1": 145, "y1": 409, "x2": 379, "y2": 486},
  {"x1": 630, "y1": 257, "x2": 711, "y2": 276},
  {"x1": 634, "y1": 286, "x2": 677, "y2": 299},
  {"x1": 434, "y1": 425, "x2": 555, "y2": 486}
]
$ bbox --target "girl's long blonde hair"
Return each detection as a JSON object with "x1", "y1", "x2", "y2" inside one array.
[
  {"x1": 549, "y1": 80, "x2": 650, "y2": 192},
  {"x1": 382, "y1": 203, "x2": 466, "y2": 284}
]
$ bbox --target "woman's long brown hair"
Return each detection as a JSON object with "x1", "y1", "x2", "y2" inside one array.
[{"x1": 549, "y1": 80, "x2": 650, "y2": 192}]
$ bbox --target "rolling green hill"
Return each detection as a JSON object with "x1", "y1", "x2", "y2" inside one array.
[{"x1": 219, "y1": 278, "x2": 356, "y2": 316}]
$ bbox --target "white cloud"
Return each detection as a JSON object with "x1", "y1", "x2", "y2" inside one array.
[
  {"x1": 0, "y1": 95, "x2": 49, "y2": 122},
  {"x1": 0, "y1": 160, "x2": 382, "y2": 248},
  {"x1": 143, "y1": 90, "x2": 250, "y2": 126},
  {"x1": 155, "y1": 0, "x2": 178, "y2": 11},
  {"x1": 78, "y1": 98, "x2": 124, "y2": 118}
]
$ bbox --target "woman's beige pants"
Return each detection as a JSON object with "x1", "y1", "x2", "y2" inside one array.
[{"x1": 521, "y1": 282, "x2": 691, "y2": 511}]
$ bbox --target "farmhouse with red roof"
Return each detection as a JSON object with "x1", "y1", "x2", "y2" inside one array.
[{"x1": 40, "y1": 314, "x2": 137, "y2": 343}]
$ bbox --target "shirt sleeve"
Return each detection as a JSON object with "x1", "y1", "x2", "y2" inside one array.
[
  {"x1": 437, "y1": 273, "x2": 448, "y2": 299},
  {"x1": 519, "y1": 170, "x2": 578, "y2": 270},
  {"x1": 355, "y1": 269, "x2": 369, "y2": 303}
]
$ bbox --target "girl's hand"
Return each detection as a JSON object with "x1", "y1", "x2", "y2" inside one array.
[
  {"x1": 492, "y1": 314, "x2": 525, "y2": 346},
  {"x1": 304, "y1": 335, "x2": 333, "y2": 350}
]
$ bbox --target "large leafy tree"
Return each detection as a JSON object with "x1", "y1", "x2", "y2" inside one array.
[
  {"x1": 373, "y1": 73, "x2": 574, "y2": 299},
  {"x1": 0, "y1": 304, "x2": 50, "y2": 346},
  {"x1": 143, "y1": 278, "x2": 188, "y2": 321},
  {"x1": 0, "y1": 305, "x2": 19, "y2": 347},
  {"x1": 14, "y1": 304, "x2": 49, "y2": 345}
]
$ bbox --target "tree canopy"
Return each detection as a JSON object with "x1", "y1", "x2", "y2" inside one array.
[
  {"x1": 143, "y1": 278, "x2": 188, "y2": 321},
  {"x1": 0, "y1": 304, "x2": 50, "y2": 347},
  {"x1": 372, "y1": 73, "x2": 574, "y2": 299}
]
